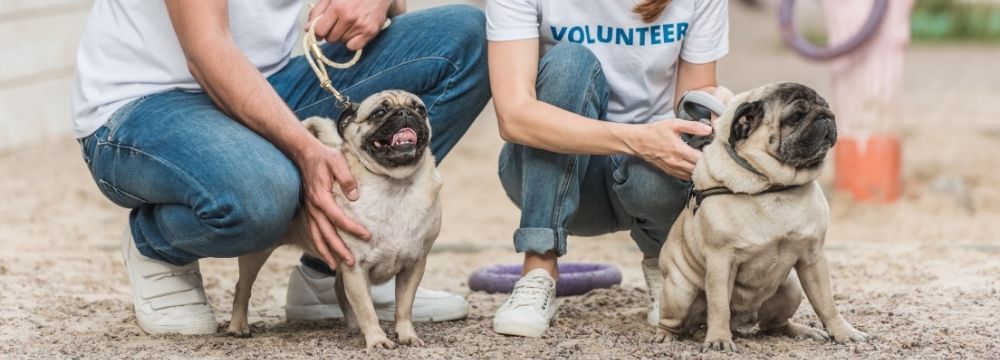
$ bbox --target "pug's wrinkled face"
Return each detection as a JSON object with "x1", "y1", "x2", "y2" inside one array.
[
  {"x1": 726, "y1": 82, "x2": 838, "y2": 172},
  {"x1": 337, "y1": 90, "x2": 431, "y2": 176}
]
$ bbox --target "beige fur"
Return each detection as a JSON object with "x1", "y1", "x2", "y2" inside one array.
[
  {"x1": 226, "y1": 91, "x2": 442, "y2": 350},
  {"x1": 654, "y1": 83, "x2": 867, "y2": 352}
]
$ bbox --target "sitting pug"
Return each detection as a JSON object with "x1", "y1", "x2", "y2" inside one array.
[
  {"x1": 654, "y1": 82, "x2": 867, "y2": 352},
  {"x1": 226, "y1": 90, "x2": 442, "y2": 350}
]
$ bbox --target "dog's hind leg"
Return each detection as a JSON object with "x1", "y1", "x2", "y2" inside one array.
[
  {"x1": 338, "y1": 263, "x2": 396, "y2": 350},
  {"x1": 227, "y1": 246, "x2": 277, "y2": 337},
  {"x1": 654, "y1": 259, "x2": 700, "y2": 344},
  {"x1": 394, "y1": 258, "x2": 427, "y2": 347},
  {"x1": 758, "y1": 272, "x2": 829, "y2": 342}
]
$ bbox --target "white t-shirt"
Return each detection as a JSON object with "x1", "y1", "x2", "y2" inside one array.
[
  {"x1": 486, "y1": 0, "x2": 729, "y2": 124},
  {"x1": 71, "y1": 1, "x2": 304, "y2": 138}
]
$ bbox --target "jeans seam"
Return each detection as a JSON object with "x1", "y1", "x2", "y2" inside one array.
[
  {"x1": 94, "y1": 140, "x2": 221, "y2": 246},
  {"x1": 293, "y1": 56, "x2": 460, "y2": 114},
  {"x1": 549, "y1": 154, "x2": 577, "y2": 252},
  {"x1": 105, "y1": 96, "x2": 149, "y2": 142},
  {"x1": 543, "y1": 62, "x2": 603, "y2": 252}
]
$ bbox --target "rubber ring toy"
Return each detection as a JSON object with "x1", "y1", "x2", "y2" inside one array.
[
  {"x1": 468, "y1": 263, "x2": 622, "y2": 297},
  {"x1": 779, "y1": 0, "x2": 888, "y2": 61}
]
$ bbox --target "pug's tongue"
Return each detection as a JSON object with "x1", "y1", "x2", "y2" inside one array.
[{"x1": 391, "y1": 127, "x2": 418, "y2": 146}]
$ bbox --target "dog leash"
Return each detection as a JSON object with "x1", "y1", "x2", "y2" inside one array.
[{"x1": 302, "y1": 13, "x2": 391, "y2": 110}]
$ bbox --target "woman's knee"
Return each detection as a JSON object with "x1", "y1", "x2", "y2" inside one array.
[
  {"x1": 612, "y1": 157, "x2": 690, "y2": 219},
  {"x1": 537, "y1": 43, "x2": 608, "y2": 116}
]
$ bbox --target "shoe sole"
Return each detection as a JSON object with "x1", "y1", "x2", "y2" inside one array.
[
  {"x1": 137, "y1": 319, "x2": 218, "y2": 335},
  {"x1": 285, "y1": 304, "x2": 468, "y2": 323},
  {"x1": 493, "y1": 319, "x2": 549, "y2": 338}
]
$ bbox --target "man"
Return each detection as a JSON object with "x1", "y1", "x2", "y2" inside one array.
[{"x1": 73, "y1": 0, "x2": 489, "y2": 334}]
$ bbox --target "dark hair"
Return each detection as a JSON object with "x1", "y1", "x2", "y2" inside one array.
[{"x1": 633, "y1": 0, "x2": 671, "y2": 23}]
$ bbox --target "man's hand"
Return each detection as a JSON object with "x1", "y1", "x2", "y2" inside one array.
[
  {"x1": 628, "y1": 120, "x2": 713, "y2": 180},
  {"x1": 295, "y1": 142, "x2": 371, "y2": 268},
  {"x1": 164, "y1": 0, "x2": 370, "y2": 268},
  {"x1": 307, "y1": 0, "x2": 393, "y2": 51}
]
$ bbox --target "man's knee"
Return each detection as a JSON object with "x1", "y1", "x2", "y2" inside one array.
[
  {"x1": 439, "y1": 5, "x2": 486, "y2": 46},
  {"x1": 200, "y1": 165, "x2": 301, "y2": 256},
  {"x1": 611, "y1": 156, "x2": 690, "y2": 220},
  {"x1": 537, "y1": 43, "x2": 608, "y2": 116}
]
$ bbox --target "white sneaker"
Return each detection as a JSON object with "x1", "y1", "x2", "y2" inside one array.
[
  {"x1": 285, "y1": 265, "x2": 469, "y2": 322},
  {"x1": 642, "y1": 257, "x2": 663, "y2": 327},
  {"x1": 121, "y1": 228, "x2": 216, "y2": 335},
  {"x1": 492, "y1": 269, "x2": 558, "y2": 337}
]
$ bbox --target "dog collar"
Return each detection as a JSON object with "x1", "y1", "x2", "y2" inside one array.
[
  {"x1": 688, "y1": 183, "x2": 801, "y2": 214},
  {"x1": 724, "y1": 143, "x2": 766, "y2": 177}
]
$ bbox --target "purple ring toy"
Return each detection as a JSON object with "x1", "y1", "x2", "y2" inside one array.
[{"x1": 468, "y1": 263, "x2": 622, "y2": 297}]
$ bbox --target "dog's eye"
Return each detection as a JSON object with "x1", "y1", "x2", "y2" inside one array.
[
  {"x1": 416, "y1": 106, "x2": 427, "y2": 117},
  {"x1": 373, "y1": 109, "x2": 387, "y2": 119},
  {"x1": 786, "y1": 112, "x2": 805, "y2": 125}
]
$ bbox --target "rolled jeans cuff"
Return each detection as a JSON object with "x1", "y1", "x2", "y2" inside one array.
[{"x1": 513, "y1": 227, "x2": 568, "y2": 257}]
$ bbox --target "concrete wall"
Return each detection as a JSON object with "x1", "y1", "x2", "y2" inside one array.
[{"x1": 0, "y1": 0, "x2": 92, "y2": 151}]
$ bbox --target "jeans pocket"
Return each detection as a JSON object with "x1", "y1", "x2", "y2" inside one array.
[
  {"x1": 97, "y1": 179, "x2": 147, "y2": 208},
  {"x1": 610, "y1": 155, "x2": 629, "y2": 185}
]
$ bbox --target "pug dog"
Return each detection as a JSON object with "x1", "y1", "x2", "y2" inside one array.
[
  {"x1": 653, "y1": 82, "x2": 867, "y2": 352},
  {"x1": 226, "y1": 90, "x2": 442, "y2": 350}
]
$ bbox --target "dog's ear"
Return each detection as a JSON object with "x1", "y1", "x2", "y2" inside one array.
[
  {"x1": 729, "y1": 100, "x2": 764, "y2": 144},
  {"x1": 336, "y1": 105, "x2": 357, "y2": 138}
]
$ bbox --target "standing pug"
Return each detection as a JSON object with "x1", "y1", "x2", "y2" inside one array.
[
  {"x1": 654, "y1": 82, "x2": 868, "y2": 352},
  {"x1": 227, "y1": 91, "x2": 442, "y2": 350}
]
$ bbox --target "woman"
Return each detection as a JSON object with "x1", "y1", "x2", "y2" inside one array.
[{"x1": 486, "y1": 0, "x2": 731, "y2": 337}]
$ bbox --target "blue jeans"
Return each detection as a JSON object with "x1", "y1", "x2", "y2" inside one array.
[
  {"x1": 79, "y1": 5, "x2": 490, "y2": 265},
  {"x1": 498, "y1": 43, "x2": 690, "y2": 258}
]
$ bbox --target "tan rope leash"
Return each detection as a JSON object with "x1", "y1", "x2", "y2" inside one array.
[{"x1": 302, "y1": 14, "x2": 391, "y2": 110}]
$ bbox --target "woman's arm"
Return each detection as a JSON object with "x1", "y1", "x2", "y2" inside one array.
[
  {"x1": 674, "y1": 60, "x2": 733, "y2": 127},
  {"x1": 489, "y1": 40, "x2": 712, "y2": 179},
  {"x1": 164, "y1": 0, "x2": 369, "y2": 268}
]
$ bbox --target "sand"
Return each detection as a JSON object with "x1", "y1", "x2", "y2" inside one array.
[{"x1": 2, "y1": 5, "x2": 999, "y2": 360}]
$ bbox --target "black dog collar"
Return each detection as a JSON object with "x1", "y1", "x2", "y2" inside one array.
[{"x1": 689, "y1": 183, "x2": 801, "y2": 214}]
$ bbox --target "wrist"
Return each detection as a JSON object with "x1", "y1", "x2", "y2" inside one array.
[
  {"x1": 282, "y1": 128, "x2": 325, "y2": 166},
  {"x1": 608, "y1": 123, "x2": 641, "y2": 156}
]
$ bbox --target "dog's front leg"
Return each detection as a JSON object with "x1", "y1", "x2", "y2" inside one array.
[
  {"x1": 796, "y1": 254, "x2": 868, "y2": 344},
  {"x1": 702, "y1": 250, "x2": 739, "y2": 353},
  {"x1": 338, "y1": 263, "x2": 396, "y2": 350},
  {"x1": 227, "y1": 247, "x2": 276, "y2": 337},
  {"x1": 394, "y1": 257, "x2": 427, "y2": 346}
]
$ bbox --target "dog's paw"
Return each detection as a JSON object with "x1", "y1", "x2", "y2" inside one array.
[
  {"x1": 365, "y1": 335, "x2": 398, "y2": 350},
  {"x1": 652, "y1": 328, "x2": 675, "y2": 344},
  {"x1": 398, "y1": 334, "x2": 425, "y2": 347},
  {"x1": 830, "y1": 327, "x2": 868, "y2": 344},
  {"x1": 780, "y1": 322, "x2": 830, "y2": 342},
  {"x1": 225, "y1": 324, "x2": 251, "y2": 338},
  {"x1": 702, "y1": 337, "x2": 740, "y2": 353},
  {"x1": 800, "y1": 328, "x2": 831, "y2": 342}
]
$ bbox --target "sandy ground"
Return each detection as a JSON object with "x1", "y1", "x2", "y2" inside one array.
[{"x1": 2, "y1": 4, "x2": 999, "y2": 360}]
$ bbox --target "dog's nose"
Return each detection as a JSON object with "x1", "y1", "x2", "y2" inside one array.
[{"x1": 820, "y1": 118, "x2": 837, "y2": 144}]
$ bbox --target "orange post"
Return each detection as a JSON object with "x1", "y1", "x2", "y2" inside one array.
[
  {"x1": 823, "y1": 0, "x2": 913, "y2": 202},
  {"x1": 833, "y1": 134, "x2": 902, "y2": 202}
]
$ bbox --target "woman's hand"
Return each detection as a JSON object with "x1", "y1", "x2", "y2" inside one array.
[
  {"x1": 293, "y1": 142, "x2": 371, "y2": 268},
  {"x1": 627, "y1": 120, "x2": 713, "y2": 180},
  {"x1": 306, "y1": 0, "x2": 393, "y2": 51}
]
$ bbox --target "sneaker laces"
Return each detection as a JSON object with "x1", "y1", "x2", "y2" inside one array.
[{"x1": 508, "y1": 276, "x2": 552, "y2": 309}]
